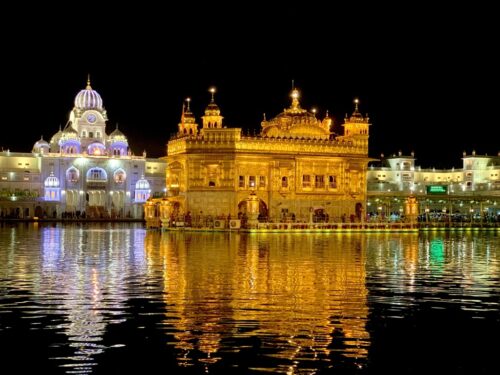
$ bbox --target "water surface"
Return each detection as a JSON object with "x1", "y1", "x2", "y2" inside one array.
[{"x1": 0, "y1": 223, "x2": 498, "y2": 373}]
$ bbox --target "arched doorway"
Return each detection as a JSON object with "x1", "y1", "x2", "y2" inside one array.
[{"x1": 35, "y1": 206, "x2": 43, "y2": 218}]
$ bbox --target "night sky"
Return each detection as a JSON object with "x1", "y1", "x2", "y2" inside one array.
[{"x1": 3, "y1": 5, "x2": 499, "y2": 168}]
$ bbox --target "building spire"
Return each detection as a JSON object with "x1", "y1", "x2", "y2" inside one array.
[
  {"x1": 86, "y1": 74, "x2": 92, "y2": 89},
  {"x1": 209, "y1": 87, "x2": 216, "y2": 103},
  {"x1": 354, "y1": 98, "x2": 360, "y2": 113},
  {"x1": 186, "y1": 97, "x2": 191, "y2": 111}
]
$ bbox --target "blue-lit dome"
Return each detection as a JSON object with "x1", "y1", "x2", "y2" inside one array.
[
  {"x1": 44, "y1": 172, "x2": 60, "y2": 187},
  {"x1": 74, "y1": 78, "x2": 103, "y2": 110}
]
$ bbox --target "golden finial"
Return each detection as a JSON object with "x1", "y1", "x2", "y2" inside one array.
[
  {"x1": 185, "y1": 97, "x2": 191, "y2": 111},
  {"x1": 311, "y1": 107, "x2": 317, "y2": 117},
  {"x1": 290, "y1": 88, "x2": 300, "y2": 109},
  {"x1": 354, "y1": 98, "x2": 359, "y2": 112},
  {"x1": 263, "y1": 113, "x2": 267, "y2": 121},
  {"x1": 325, "y1": 109, "x2": 329, "y2": 117},
  {"x1": 209, "y1": 87, "x2": 216, "y2": 102},
  {"x1": 86, "y1": 74, "x2": 92, "y2": 89}
]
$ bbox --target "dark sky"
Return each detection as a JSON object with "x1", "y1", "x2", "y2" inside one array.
[{"x1": 3, "y1": 4, "x2": 499, "y2": 168}]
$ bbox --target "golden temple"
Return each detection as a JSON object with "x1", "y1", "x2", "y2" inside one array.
[{"x1": 147, "y1": 88, "x2": 371, "y2": 227}]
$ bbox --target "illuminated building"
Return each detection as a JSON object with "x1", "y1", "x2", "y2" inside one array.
[
  {"x1": 0, "y1": 78, "x2": 166, "y2": 219},
  {"x1": 162, "y1": 88, "x2": 371, "y2": 223},
  {"x1": 367, "y1": 151, "x2": 500, "y2": 219}
]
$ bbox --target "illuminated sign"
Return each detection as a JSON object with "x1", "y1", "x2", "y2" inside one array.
[{"x1": 426, "y1": 185, "x2": 448, "y2": 194}]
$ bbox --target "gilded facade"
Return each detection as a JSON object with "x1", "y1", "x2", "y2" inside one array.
[{"x1": 164, "y1": 89, "x2": 371, "y2": 223}]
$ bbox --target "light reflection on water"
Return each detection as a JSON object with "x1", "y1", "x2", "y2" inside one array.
[
  {"x1": 151, "y1": 232, "x2": 370, "y2": 372},
  {"x1": 0, "y1": 223, "x2": 498, "y2": 374}
]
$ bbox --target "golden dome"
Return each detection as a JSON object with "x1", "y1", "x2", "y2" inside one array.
[{"x1": 260, "y1": 88, "x2": 331, "y2": 139}]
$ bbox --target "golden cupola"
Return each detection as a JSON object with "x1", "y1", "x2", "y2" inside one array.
[
  {"x1": 260, "y1": 88, "x2": 331, "y2": 140},
  {"x1": 342, "y1": 98, "x2": 370, "y2": 137},
  {"x1": 339, "y1": 98, "x2": 370, "y2": 154},
  {"x1": 178, "y1": 98, "x2": 199, "y2": 136},
  {"x1": 202, "y1": 87, "x2": 223, "y2": 129}
]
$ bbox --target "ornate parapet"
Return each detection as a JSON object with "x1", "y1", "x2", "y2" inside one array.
[{"x1": 168, "y1": 133, "x2": 367, "y2": 157}]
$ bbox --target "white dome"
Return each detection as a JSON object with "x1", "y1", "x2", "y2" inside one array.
[
  {"x1": 135, "y1": 177, "x2": 150, "y2": 190},
  {"x1": 74, "y1": 79, "x2": 103, "y2": 110},
  {"x1": 33, "y1": 137, "x2": 49, "y2": 152},
  {"x1": 44, "y1": 172, "x2": 60, "y2": 187}
]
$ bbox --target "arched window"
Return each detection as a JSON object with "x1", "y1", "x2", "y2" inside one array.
[
  {"x1": 86, "y1": 167, "x2": 107, "y2": 181},
  {"x1": 114, "y1": 169, "x2": 126, "y2": 184},
  {"x1": 66, "y1": 167, "x2": 80, "y2": 183},
  {"x1": 87, "y1": 142, "x2": 106, "y2": 156}
]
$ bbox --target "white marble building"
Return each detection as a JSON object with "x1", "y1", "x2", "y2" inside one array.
[{"x1": 0, "y1": 78, "x2": 165, "y2": 219}]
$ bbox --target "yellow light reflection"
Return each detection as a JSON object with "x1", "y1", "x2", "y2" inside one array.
[{"x1": 145, "y1": 232, "x2": 370, "y2": 370}]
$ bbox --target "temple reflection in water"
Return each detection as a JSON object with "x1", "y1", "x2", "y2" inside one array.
[
  {"x1": 145, "y1": 231, "x2": 370, "y2": 371},
  {"x1": 1, "y1": 224, "x2": 498, "y2": 373}
]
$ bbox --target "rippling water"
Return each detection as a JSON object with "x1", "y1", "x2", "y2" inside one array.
[{"x1": 0, "y1": 223, "x2": 498, "y2": 374}]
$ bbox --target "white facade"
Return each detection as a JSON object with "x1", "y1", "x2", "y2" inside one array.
[
  {"x1": 367, "y1": 151, "x2": 500, "y2": 220},
  {"x1": 0, "y1": 79, "x2": 166, "y2": 219}
]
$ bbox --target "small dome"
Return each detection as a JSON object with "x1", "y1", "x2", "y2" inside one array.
[
  {"x1": 109, "y1": 125, "x2": 128, "y2": 143},
  {"x1": 345, "y1": 99, "x2": 367, "y2": 123},
  {"x1": 204, "y1": 102, "x2": 220, "y2": 116},
  {"x1": 60, "y1": 124, "x2": 79, "y2": 142},
  {"x1": 33, "y1": 136, "x2": 49, "y2": 152},
  {"x1": 44, "y1": 172, "x2": 60, "y2": 187},
  {"x1": 135, "y1": 176, "x2": 150, "y2": 190},
  {"x1": 205, "y1": 88, "x2": 221, "y2": 116},
  {"x1": 183, "y1": 108, "x2": 196, "y2": 123},
  {"x1": 74, "y1": 78, "x2": 103, "y2": 110}
]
